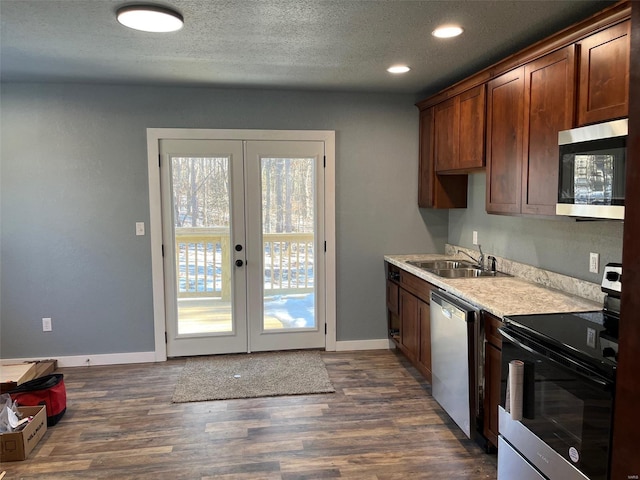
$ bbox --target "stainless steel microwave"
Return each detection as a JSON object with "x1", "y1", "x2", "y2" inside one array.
[{"x1": 556, "y1": 118, "x2": 627, "y2": 220}]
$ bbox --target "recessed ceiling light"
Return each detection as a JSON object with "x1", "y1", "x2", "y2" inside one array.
[
  {"x1": 116, "y1": 5, "x2": 184, "y2": 33},
  {"x1": 387, "y1": 65, "x2": 411, "y2": 74},
  {"x1": 432, "y1": 25, "x2": 464, "y2": 39}
]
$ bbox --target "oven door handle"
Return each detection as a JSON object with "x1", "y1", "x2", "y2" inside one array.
[
  {"x1": 498, "y1": 327, "x2": 610, "y2": 389},
  {"x1": 498, "y1": 327, "x2": 536, "y2": 355}
]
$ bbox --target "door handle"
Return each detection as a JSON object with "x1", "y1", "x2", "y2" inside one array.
[{"x1": 235, "y1": 259, "x2": 244, "y2": 267}]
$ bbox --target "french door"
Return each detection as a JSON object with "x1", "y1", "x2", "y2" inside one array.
[{"x1": 158, "y1": 137, "x2": 327, "y2": 357}]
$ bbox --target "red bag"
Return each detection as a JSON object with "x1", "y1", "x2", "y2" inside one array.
[{"x1": 9, "y1": 373, "x2": 66, "y2": 426}]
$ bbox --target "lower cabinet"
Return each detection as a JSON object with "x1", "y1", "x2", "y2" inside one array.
[
  {"x1": 385, "y1": 262, "x2": 432, "y2": 383},
  {"x1": 483, "y1": 312, "x2": 504, "y2": 449},
  {"x1": 386, "y1": 279, "x2": 400, "y2": 342},
  {"x1": 417, "y1": 300, "x2": 431, "y2": 382},
  {"x1": 400, "y1": 289, "x2": 420, "y2": 361},
  {"x1": 386, "y1": 262, "x2": 506, "y2": 448}
]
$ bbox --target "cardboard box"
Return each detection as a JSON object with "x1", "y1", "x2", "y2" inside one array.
[{"x1": 0, "y1": 405, "x2": 47, "y2": 462}]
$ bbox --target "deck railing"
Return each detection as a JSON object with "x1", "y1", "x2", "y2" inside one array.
[{"x1": 175, "y1": 227, "x2": 314, "y2": 300}]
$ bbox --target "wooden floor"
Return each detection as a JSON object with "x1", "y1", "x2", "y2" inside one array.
[{"x1": 1, "y1": 350, "x2": 497, "y2": 479}]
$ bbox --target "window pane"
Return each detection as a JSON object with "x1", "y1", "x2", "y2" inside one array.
[
  {"x1": 261, "y1": 157, "x2": 315, "y2": 331},
  {"x1": 171, "y1": 156, "x2": 234, "y2": 335}
]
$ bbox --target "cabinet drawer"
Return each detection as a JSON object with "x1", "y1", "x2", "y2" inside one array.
[
  {"x1": 399, "y1": 270, "x2": 432, "y2": 303},
  {"x1": 484, "y1": 312, "x2": 504, "y2": 348}
]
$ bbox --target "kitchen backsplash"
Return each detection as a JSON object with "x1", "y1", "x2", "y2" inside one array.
[{"x1": 446, "y1": 244, "x2": 604, "y2": 304}]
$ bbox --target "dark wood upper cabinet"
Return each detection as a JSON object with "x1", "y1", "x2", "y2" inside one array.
[
  {"x1": 486, "y1": 47, "x2": 575, "y2": 216},
  {"x1": 522, "y1": 46, "x2": 576, "y2": 216},
  {"x1": 458, "y1": 86, "x2": 486, "y2": 170},
  {"x1": 418, "y1": 107, "x2": 436, "y2": 208},
  {"x1": 486, "y1": 67, "x2": 525, "y2": 214},
  {"x1": 418, "y1": 106, "x2": 468, "y2": 209},
  {"x1": 417, "y1": 2, "x2": 630, "y2": 214},
  {"x1": 434, "y1": 98, "x2": 458, "y2": 172},
  {"x1": 434, "y1": 85, "x2": 485, "y2": 173},
  {"x1": 577, "y1": 20, "x2": 630, "y2": 126}
]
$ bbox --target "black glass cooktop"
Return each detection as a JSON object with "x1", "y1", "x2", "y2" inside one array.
[{"x1": 503, "y1": 310, "x2": 618, "y2": 369}]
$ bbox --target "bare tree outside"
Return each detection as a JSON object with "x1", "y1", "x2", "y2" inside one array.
[
  {"x1": 172, "y1": 156, "x2": 231, "y2": 228},
  {"x1": 171, "y1": 155, "x2": 317, "y2": 332},
  {"x1": 261, "y1": 158, "x2": 314, "y2": 234},
  {"x1": 171, "y1": 156, "x2": 314, "y2": 233}
]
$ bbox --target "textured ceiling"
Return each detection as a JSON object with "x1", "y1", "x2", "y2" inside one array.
[{"x1": 0, "y1": 0, "x2": 615, "y2": 96}]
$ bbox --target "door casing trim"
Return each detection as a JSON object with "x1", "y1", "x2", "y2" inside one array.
[{"x1": 146, "y1": 128, "x2": 337, "y2": 361}]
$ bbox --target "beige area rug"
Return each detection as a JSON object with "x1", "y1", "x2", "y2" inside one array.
[{"x1": 172, "y1": 350, "x2": 335, "y2": 403}]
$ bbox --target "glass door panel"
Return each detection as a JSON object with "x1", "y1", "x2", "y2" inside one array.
[
  {"x1": 160, "y1": 139, "x2": 247, "y2": 357},
  {"x1": 261, "y1": 157, "x2": 316, "y2": 331},
  {"x1": 245, "y1": 141, "x2": 326, "y2": 352},
  {"x1": 172, "y1": 155, "x2": 233, "y2": 335}
]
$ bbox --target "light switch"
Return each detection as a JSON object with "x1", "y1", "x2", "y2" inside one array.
[{"x1": 136, "y1": 222, "x2": 145, "y2": 236}]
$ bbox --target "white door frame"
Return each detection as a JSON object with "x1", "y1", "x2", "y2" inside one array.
[{"x1": 146, "y1": 128, "x2": 336, "y2": 361}]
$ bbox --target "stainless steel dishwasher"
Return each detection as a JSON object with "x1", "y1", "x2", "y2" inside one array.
[{"x1": 430, "y1": 289, "x2": 480, "y2": 439}]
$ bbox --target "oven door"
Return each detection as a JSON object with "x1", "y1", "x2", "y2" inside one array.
[{"x1": 499, "y1": 327, "x2": 614, "y2": 480}]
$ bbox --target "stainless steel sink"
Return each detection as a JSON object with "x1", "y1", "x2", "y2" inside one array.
[
  {"x1": 407, "y1": 259, "x2": 510, "y2": 278},
  {"x1": 408, "y1": 259, "x2": 477, "y2": 270},
  {"x1": 430, "y1": 268, "x2": 509, "y2": 278}
]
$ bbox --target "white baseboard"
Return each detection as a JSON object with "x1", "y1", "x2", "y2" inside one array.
[
  {"x1": 335, "y1": 339, "x2": 394, "y2": 351},
  {"x1": 1, "y1": 342, "x2": 394, "y2": 367},
  {"x1": 1, "y1": 351, "x2": 157, "y2": 368}
]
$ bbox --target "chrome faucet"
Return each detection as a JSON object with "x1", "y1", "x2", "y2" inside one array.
[{"x1": 457, "y1": 245, "x2": 485, "y2": 270}]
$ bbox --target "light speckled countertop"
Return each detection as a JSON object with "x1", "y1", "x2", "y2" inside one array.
[{"x1": 384, "y1": 253, "x2": 601, "y2": 319}]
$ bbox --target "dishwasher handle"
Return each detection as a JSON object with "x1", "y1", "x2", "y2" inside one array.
[{"x1": 430, "y1": 290, "x2": 479, "y2": 322}]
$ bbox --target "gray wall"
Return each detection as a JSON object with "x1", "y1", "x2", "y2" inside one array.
[
  {"x1": 0, "y1": 83, "x2": 448, "y2": 358},
  {"x1": 449, "y1": 173, "x2": 624, "y2": 283}
]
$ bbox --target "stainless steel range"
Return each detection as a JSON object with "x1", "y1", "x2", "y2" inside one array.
[{"x1": 497, "y1": 263, "x2": 621, "y2": 480}]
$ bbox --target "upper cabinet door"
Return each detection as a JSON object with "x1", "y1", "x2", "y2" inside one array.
[
  {"x1": 457, "y1": 85, "x2": 486, "y2": 171},
  {"x1": 522, "y1": 46, "x2": 576, "y2": 216},
  {"x1": 418, "y1": 106, "x2": 468, "y2": 209},
  {"x1": 486, "y1": 67, "x2": 525, "y2": 214},
  {"x1": 434, "y1": 97, "x2": 459, "y2": 172},
  {"x1": 434, "y1": 85, "x2": 485, "y2": 173},
  {"x1": 577, "y1": 20, "x2": 630, "y2": 126},
  {"x1": 418, "y1": 107, "x2": 436, "y2": 208}
]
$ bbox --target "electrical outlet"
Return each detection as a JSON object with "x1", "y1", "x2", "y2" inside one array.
[
  {"x1": 589, "y1": 252, "x2": 600, "y2": 274},
  {"x1": 136, "y1": 222, "x2": 145, "y2": 236},
  {"x1": 472, "y1": 231, "x2": 478, "y2": 246},
  {"x1": 42, "y1": 317, "x2": 52, "y2": 332}
]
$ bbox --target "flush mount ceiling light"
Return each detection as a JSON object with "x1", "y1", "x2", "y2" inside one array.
[
  {"x1": 432, "y1": 25, "x2": 464, "y2": 39},
  {"x1": 116, "y1": 5, "x2": 184, "y2": 33},
  {"x1": 387, "y1": 65, "x2": 411, "y2": 74}
]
